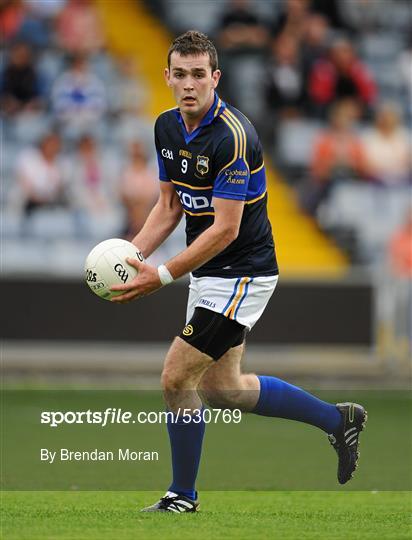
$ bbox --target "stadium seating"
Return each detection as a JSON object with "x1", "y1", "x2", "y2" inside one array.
[{"x1": 2, "y1": 0, "x2": 411, "y2": 277}]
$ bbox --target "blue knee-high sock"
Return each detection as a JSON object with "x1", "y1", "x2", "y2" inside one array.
[
  {"x1": 167, "y1": 410, "x2": 205, "y2": 500},
  {"x1": 253, "y1": 376, "x2": 342, "y2": 434}
]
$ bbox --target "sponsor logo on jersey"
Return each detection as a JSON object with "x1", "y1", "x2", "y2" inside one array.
[
  {"x1": 196, "y1": 155, "x2": 209, "y2": 175},
  {"x1": 176, "y1": 190, "x2": 212, "y2": 210},
  {"x1": 179, "y1": 149, "x2": 192, "y2": 159},
  {"x1": 226, "y1": 178, "x2": 245, "y2": 184},
  {"x1": 182, "y1": 324, "x2": 194, "y2": 336},
  {"x1": 224, "y1": 169, "x2": 248, "y2": 176},
  {"x1": 161, "y1": 148, "x2": 174, "y2": 160}
]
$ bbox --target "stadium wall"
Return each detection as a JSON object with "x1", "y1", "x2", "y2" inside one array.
[{"x1": 1, "y1": 278, "x2": 373, "y2": 345}]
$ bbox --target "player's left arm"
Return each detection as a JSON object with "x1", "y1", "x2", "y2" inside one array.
[
  {"x1": 162, "y1": 196, "x2": 244, "y2": 277},
  {"x1": 110, "y1": 196, "x2": 243, "y2": 302}
]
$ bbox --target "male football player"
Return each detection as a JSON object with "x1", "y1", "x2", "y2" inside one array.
[{"x1": 111, "y1": 30, "x2": 367, "y2": 513}]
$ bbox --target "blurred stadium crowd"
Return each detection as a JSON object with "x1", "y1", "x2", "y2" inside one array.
[
  {"x1": 1, "y1": 0, "x2": 162, "y2": 273},
  {"x1": 157, "y1": 0, "x2": 412, "y2": 272},
  {"x1": 1, "y1": 0, "x2": 411, "y2": 277}
]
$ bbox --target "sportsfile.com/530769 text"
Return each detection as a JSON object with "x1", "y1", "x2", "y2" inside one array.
[{"x1": 40, "y1": 408, "x2": 242, "y2": 427}]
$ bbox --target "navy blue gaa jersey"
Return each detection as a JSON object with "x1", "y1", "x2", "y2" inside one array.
[{"x1": 155, "y1": 93, "x2": 278, "y2": 278}]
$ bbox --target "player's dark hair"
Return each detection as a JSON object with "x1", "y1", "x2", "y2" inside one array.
[{"x1": 167, "y1": 30, "x2": 218, "y2": 72}]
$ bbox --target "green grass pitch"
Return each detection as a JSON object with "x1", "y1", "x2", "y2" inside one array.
[
  {"x1": 2, "y1": 389, "x2": 411, "y2": 538},
  {"x1": 1, "y1": 491, "x2": 411, "y2": 539}
]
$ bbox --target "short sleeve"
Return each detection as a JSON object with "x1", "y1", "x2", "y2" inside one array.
[
  {"x1": 213, "y1": 134, "x2": 250, "y2": 201},
  {"x1": 154, "y1": 118, "x2": 170, "y2": 182}
]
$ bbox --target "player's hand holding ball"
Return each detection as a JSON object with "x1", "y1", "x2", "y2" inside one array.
[{"x1": 84, "y1": 238, "x2": 145, "y2": 301}]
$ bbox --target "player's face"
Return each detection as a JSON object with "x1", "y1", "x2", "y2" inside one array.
[{"x1": 165, "y1": 52, "x2": 221, "y2": 119}]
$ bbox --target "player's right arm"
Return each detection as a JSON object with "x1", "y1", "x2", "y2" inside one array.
[{"x1": 130, "y1": 181, "x2": 183, "y2": 258}]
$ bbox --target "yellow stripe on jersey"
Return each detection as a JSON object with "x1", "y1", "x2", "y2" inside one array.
[
  {"x1": 244, "y1": 191, "x2": 266, "y2": 205},
  {"x1": 225, "y1": 108, "x2": 248, "y2": 168},
  {"x1": 213, "y1": 98, "x2": 222, "y2": 117},
  {"x1": 171, "y1": 179, "x2": 213, "y2": 190},
  {"x1": 251, "y1": 162, "x2": 264, "y2": 174},
  {"x1": 223, "y1": 109, "x2": 244, "y2": 161},
  {"x1": 219, "y1": 112, "x2": 240, "y2": 174},
  {"x1": 225, "y1": 277, "x2": 251, "y2": 319},
  {"x1": 183, "y1": 209, "x2": 215, "y2": 217}
]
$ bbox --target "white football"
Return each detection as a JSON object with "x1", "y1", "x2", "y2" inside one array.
[{"x1": 84, "y1": 238, "x2": 144, "y2": 301}]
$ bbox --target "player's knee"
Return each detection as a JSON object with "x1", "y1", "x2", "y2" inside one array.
[
  {"x1": 200, "y1": 385, "x2": 243, "y2": 409},
  {"x1": 160, "y1": 368, "x2": 183, "y2": 392}
]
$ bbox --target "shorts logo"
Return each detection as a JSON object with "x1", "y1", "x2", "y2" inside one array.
[
  {"x1": 199, "y1": 298, "x2": 216, "y2": 308},
  {"x1": 196, "y1": 155, "x2": 209, "y2": 176},
  {"x1": 182, "y1": 324, "x2": 194, "y2": 336}
]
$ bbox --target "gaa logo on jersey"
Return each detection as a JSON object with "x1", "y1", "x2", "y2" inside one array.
[
  {"x1": 161, "y1": 148, "x2": 174, "y2": 160},
  {"x1": 196, "y1": 155, "x2": 209, "y2": 176}
]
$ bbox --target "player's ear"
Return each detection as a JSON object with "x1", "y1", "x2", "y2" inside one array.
[
  {"x1": 212, "y1": 69, "x2": 221, "y2": 89},
  {"x1": 164, "y1": 68, "x2": 171, "y2": 86}
]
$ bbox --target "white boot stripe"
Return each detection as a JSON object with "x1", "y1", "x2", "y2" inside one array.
[
  {"x1": 346, "y1": 432, "x2": 358, "y2": 444},
  {"x1": 345, "y1": 427, "x2": 357, "y2": 436},
  {"x1": 176, "y1": 500, "x2": 193, "y2": 508}
]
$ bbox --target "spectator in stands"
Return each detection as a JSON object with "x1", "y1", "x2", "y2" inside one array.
[
  {"x1": 397, "y1": 34, "x2": 412, "y2": 120},
  {"x1": 25, "y1": 0, "x2": 66, "y2": 20},
  {"x1": 389, "y1": 208, "x2": 412, "y2": 278},
  {"x1": 216, "y1": 0, "x2": 269, "y2": 51},
  {"x1": 363, "y1": 103, "x2": 411, "y2": 186},
  {"x1": 310, "y1": 0, "x2": 347, "y2": 31},
  {"x1": 308, "y1": 37, "x2": 377, "y2": 117},
  {"x1": 0, "y1": 41, "x2": 44, "y2": 115},
  {"x1": 56, "y1": 0, "x2": 104, "y2": 55},
  {"x1": 15, "y1": 131, "x2": 65, "y2": 215},
  {"x1": 301, "y1": 13, "x2": 330, "y2": 74},
  {"x1": 304, "y1": 100, "x2": 368, "y2": 213},
  {"x1": 119, "y1": 141, "x2": 159, "y2": 239},
  {"x1": 15, "y1": 1, "x2": 50, "y2": 48},
  {"x1": 265, "y1": 33, "x2": 306, "y2": 119},
  {"x1": 272, "y1": 0, "x2": 310, "y2": 40},
  {"x1": 64, "y1": 134, "x2": 111, "y2": 215},
  {"x1": 0, "y1": 0, "x2": 50, "y2": 47},
  {"x1": 339, "y1": 0, "x2": 391, "y2": 33},
  {"x1": 51, "y1": 53, "x2": 107, "y2": 133},
  {"x1": 113, "y1": 55, "x2": 148, "y2": 116},
  {"x1": 0, "y1": 0, "x2": 25, "y2": 42}
]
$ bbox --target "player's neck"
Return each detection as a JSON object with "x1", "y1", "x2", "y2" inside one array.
[{"x1": 181, "y1": 93, "x2": 215, "y2": 134}]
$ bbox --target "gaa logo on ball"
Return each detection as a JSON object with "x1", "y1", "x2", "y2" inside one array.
[{"x1": 84, "y1": 238, "x2": 144, "y2": 301}]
